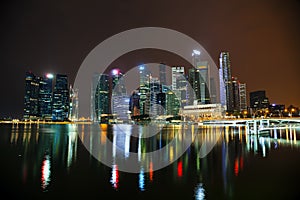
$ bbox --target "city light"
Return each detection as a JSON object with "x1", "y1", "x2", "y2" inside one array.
[
  {"x1": 46, "y1": 73, "x2": 54, "y2": 79},
  {"x1": 112, "y1": 69, "x2": 120, "y2": 75},
  {"x1": 41, "y1": 154, "x2": 51, "y2": 191},
  {"x1": 195, "y1": 183, "x2": 205, "y2": 200},
  {"x1": 192, "y1": 49, "x2": 201, "y2": 56},
  {"x1": 139, "y1": 64, "x2": 145, "y2": 70}
]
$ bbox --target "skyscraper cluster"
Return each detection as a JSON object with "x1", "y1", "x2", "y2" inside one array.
[
  {"x1": 91, "y1": 65, "x2": 180, "y2": 123},
  {"x1": 91, "y1": 69, "x2": 131, "y2": 123},
  {"x1": 219, "y1": 52, "x2": 247, "y2": 114},
  {"x1": 91, "y1": 50, "x2": 249, "y2": 123},
  {"x1": 129, "y1": 64, "x2": 184, "y2": 119},
  {"x1": 23, "y1": 71, "x2": 78, "y2": 121}
]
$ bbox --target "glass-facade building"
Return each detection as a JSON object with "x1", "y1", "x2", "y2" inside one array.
[
  {"x1": 23, "y1": 72, "x2": 71, "y2": 121},
  {"x1": 69, "y1": 85, "x2": 79, "y2": 121},
  {"x1": 111, "y1": 69, "x2": 129, "y2": 121},
  {"x1": 159, "y1": 63, "x2": 167, "y2": 86},
  {"x1": 139, "y1": 65, "x2": 150, "y2": 115},
  {"x1": 239, "y1": 83, "x2": 247, "y2": 111},
  {"x1": 166, "y1": 91, "x2": 180, "y2": 115},
  {"x1": 93, "y1": 74, "x2": 110, "y2": 122},
  {"x1": 38, "y1": 74, "x2": 53, "y2": 121},
  {"x1": 23, "y1": 72, "x2": 40, "y2": 120},
  {"x1": 52, "y1": 74, "x2": 69, "y2": 121},
  {"x1": 172, "y1": 66, "x2": 188, "y2": 107},
  {"x1": 219, "y1": 52, "x2": 234, "y2": 112},
  {"x1": 232, "y1": 77, "x2": 240, "y2": 112}
]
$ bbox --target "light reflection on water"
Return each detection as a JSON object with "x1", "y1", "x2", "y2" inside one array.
[
  {"x1": 3, "y1": 123, "x2": 300, "y2": 199},
  {"x1": 41, "y1": 154, "x2": 51, "y2": 191},
  {"x1": 8, "y1": 123, "x2": 79, "y2": 192}
]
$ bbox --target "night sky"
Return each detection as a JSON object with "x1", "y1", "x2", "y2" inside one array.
[{"x1": 1, "y1": 0, "x2": 300, "y2": 119}]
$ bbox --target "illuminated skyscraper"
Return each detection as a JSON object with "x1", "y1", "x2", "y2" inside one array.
[
  {"x1": 156, "y1": 92, "x2": 166, "y2": 115},
  {"x1": 189, "y1": 50, "x2": 211, "y2": 105},
  {"x1": 239, "y1": 83, "x2": 247, "y2": 111},
  {"x1": 129, "y1": 90, "x2": 140, "y2": 116},
  {"x1": 52, "y1": 74, "x2": 70, "y2": 121},
  {"x1": 166, "y1": 91, "x2": 180, "y2": 115},
  {"x1": 188, "y1": 67, "x2": 210, "y2": 105},
  {"x1": 231, "y1": 76, "x2": 247, "y2": 113},
  {"x1": 149, "y1": 77, "x2": 161, "y2": 116},
  {"x1": 159, "y1": 62, "x2": 167, "y2": 87},
  {"x1": 139, "y1": 64, "x2": 150, "y2": 115},
  {"x1": 111, "y1": 69, "x2": 130, "y2": 121},
  {"x1": 198, "y1": 62, "x2": 210, "y2": 104},
  {"x1": 232, "y1": 77, "x2": 240, "y2": 112},
  {"x1": 172, "y1": 66, "x2": 187, "y2": 107},
  {"x1": 23, "y1": 71, "x2": 39, "y2": 120},
  {"x1": 38, "y1": 73, "x2": 54, "y2": 121},
  {"x1": 69, "y1": 85, "x2": 79, "y2": 121},
  {"x1": 111, "y1": 69, "x2": 126, "y2": 96},
  {"x1": 219, "y1": 52, "x2": 234, "y2": 112},
  {"x1": 92, "y1": 73, "x2": 110, "y2": 122}
]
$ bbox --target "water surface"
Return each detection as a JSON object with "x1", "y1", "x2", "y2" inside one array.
[{"x1": 0, "y1": 123, "x2": 300, "y2": 199}]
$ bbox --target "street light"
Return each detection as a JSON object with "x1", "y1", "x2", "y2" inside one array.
[
  {"x1": 264, "y1": 109, "x2": 269, "y2": 118},
  {"x1": 291, "y1": 108, "x2": 295, "y2": 117},
  {"x1": 243, "y1": 110, "x2": 248, "y2": 118},
  {"x1": 284, "y1": 108, "x2": 295, "y2": 117}
]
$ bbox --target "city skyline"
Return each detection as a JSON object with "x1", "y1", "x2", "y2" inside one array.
[
  {"x1": 1, "y1": 0, "x2": 300, "y2": 118},
  {"x1": 21, "y1": 57, "x2": 299, "y2": 122}
]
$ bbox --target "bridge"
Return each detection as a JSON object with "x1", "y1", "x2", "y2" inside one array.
[{"x1": 202, "y1": 117, "x2": 300, "y2": 134}]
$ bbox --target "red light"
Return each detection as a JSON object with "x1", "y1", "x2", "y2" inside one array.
[
  {"x1": 111, "y1": 165, "x2": 119, "y2": 189},
  {"x1": 149, "y1": 162, "x2": 153, "y2": 182},
  {"x1": 177, "y1": 160, "x2": 183, "y2": 177},
  {"x1": 234, "y1": 158, "x2": 239, "y2": 176}
]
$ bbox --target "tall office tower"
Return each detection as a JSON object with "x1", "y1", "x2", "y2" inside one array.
[
  {"x1": 171, "y1": 66, "x2": 187, "y2": 107},
  {"x1": 156, "y1": 92, "x2": 166, "y2": 115},
  {"x1": 69, "y1": 85, "x2": 79, "y2": 121},
  {"x1": 190, "y1": 50, "x2": 211, "y2": 105},
  {"x1": 219, "y1": 52, "x2": 234, "y2": 112},
  {"x1": 232, "y1": 77, "x2": 240, "y2": 112},
  {"x1": 197, "y1": 61, "x2": 210, "y2": 104},
  {"x1": 159, "y1": 63, "x2": 167, "y2": 87},
  {"x1": 239, "y1": 83, "x2": 247, "y2": 111},
  {"x1": 210, "y1": 77, "x2": 217, "y2": 103},
  {"x1": 52, "y1": 74, "x2": 70, "y2": 121},
  {"x1": 192, "y1": 50, "x2": 201, "y2": 68},
  {"x1": 219, "y1": 66, "x2": 226, "y2": 107},
  {"x1": 166, "y1": 91, "x2": 180, "y2": 115},
  {"x1": 38, "y1": 73, "x2": 54, "y2": 121},
  {"x1": 149, "y1": 77, "x2": 161, "y2": 116},
  {"x1": 111, "y1": 68, "x2": 126, "y2": 96},
  {"x1": 139, "y1": 64, "x2": 150, "y2": 115},
  {"x1": 250, "y1": 90, "x2": 269, "y2": 110},
  {"x1": 188, "y1": 67, "x2": 210, "y2": 105},
  {"x1": 171, "y1": 66, "x2": 184, "y2": 90},
  {"x1": 23, "y1": 71, "x2": 40, "y2": 120},
  {"x1": 129, "y1": 90, "x2": 140, "y2": 116},
  {"x1": 111, "y1": 69, "x2": 129, "y2": 121},
  {"x1": 92, "y1": 74, "x2": 110, "y2": 122}
]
